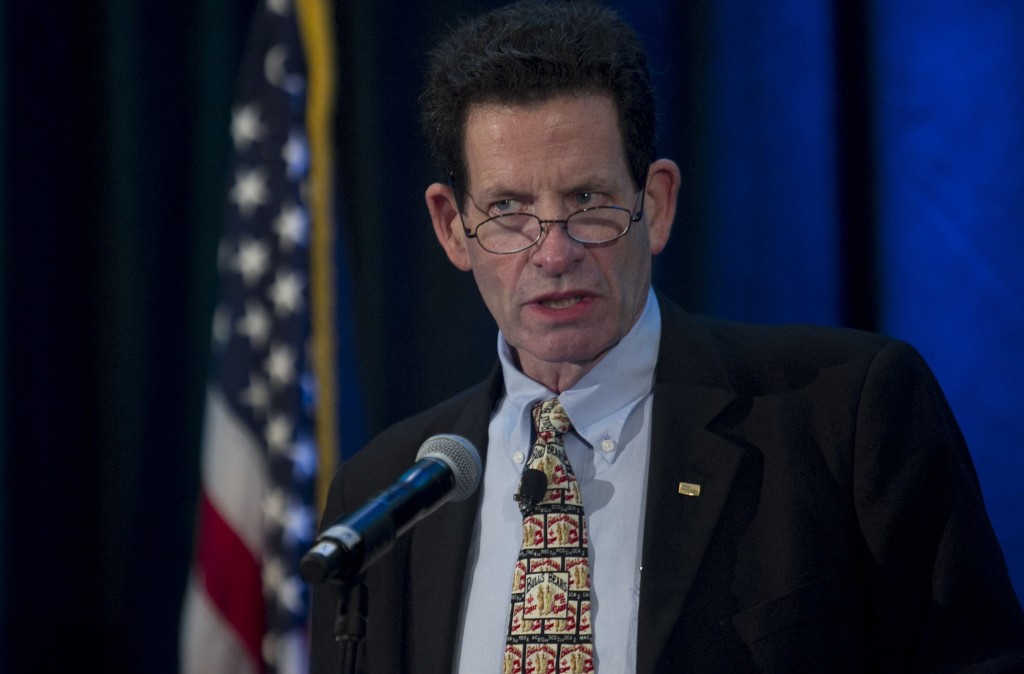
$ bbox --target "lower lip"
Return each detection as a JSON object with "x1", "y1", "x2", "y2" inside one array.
[{"x1": 529, "y1": 295, "x2": 594, "y2": 321}]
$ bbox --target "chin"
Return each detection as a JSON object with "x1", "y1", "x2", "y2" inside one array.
[{"x1": 534, "y1": 339, "x2": 611, "y2": 367}]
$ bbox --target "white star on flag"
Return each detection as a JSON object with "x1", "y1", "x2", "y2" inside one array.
[
  {"x1": 237, "y1": 300, "x2": 272, "y2": 347},
  {"x1": 272, "y1": 202, "x2": 309, "y2": 250},
  {"x1": 240, "y1": 373, "x2": 271, "y2": 416},
  {"x1": 231, "y1": 167, "x2": 270, "y2": 217},
  {"x1": 263, "y1": 489, "x2": 288, "y2": 526},
  {"x1": 265, "y1": 343, "x2": 296, "y2": 387},
  {"x1": 269, "y1": 270, "x2": 305, "y2": 316},
  {"x1": 267, "y1": 0, "x2": 290, "y2": 18},
  {"x1": 231, "y1": 103, "x2": 267, "y2": 151},
  {"x1": 234, "y1": 237, "x2": 270, "y2": 286},
  {"x1": 275, "y1": 574, "x2": 306, "y2": 615},
  {"x1": 265, "y1": 414, "x2": 294, "y2": 454}
]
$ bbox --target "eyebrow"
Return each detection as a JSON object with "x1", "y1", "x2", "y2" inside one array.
[{"x1": 474, "y1": 174, "x2": 622, "y2": 201}]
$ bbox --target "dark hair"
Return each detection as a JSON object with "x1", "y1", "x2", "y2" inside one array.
[{"x1": 420, "y1": 0, "x2": 657, "y2": 199}]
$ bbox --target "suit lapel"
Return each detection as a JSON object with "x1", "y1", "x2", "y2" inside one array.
[
  {"x1": 636, "y1": 301, "x2": 746, "y2": 674},
  {"x1": 408, "y1": 366, "x2": 504, "y2": 674}
]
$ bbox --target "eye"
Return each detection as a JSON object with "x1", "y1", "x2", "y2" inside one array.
[
  {"x1": 574, "y1": 192, "x2": 603, "y2": 208},
  {"x1": 491, "y1": 198, "x2": 524, "y2": 215}
]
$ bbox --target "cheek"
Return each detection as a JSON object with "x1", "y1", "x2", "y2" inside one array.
[
  {"x1": 470, "y1": 258, "x2": 516, "y2": 309},
  {"x1": 471, "y1": 267, "x2": 498, "y2": 299},
  {"x1": 610, "y1": 243, "x2": 652, "y2": 306}
]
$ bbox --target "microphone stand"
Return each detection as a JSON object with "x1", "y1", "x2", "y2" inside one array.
[{"x1": 332, "y1": 577, "x2": 367, "y2": 674}]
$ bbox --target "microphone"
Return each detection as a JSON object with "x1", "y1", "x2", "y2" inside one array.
[
  {"x1": 300, "y1": 434, "x2": 482, "y2": 585},
  {"x1": 514, "y1": 468, "x2": 547, "y2": 512}
]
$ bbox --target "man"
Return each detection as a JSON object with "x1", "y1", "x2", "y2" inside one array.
[{"x1": 311, "y1": 2, "x2": 1024, "y2": 672}]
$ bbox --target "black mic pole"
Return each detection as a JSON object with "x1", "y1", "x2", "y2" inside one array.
[{"x1": 333, "y1": 578, "x2": 366, "y2": 674}]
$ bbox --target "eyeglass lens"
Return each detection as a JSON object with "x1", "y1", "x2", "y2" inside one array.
[{"x1": 476, "y1": 207, "x2": 631, "y2": 253}]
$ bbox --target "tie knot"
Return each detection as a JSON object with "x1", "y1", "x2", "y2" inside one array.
[{"x1": 533, "y1": 398, "x2": 572, "y2": 434}]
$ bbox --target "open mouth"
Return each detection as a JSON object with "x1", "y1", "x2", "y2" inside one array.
[{"x1": 540, "y1": 295, "x2": 584, "y2": 309}]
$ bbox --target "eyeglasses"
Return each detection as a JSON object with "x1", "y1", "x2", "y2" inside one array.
[{"x1": 450, "y1": 177, "x2": 647, "y2": 255}]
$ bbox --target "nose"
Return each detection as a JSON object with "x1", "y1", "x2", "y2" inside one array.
[{"x1": 530, "y1": 218, "x2": 584, "y2": 272}]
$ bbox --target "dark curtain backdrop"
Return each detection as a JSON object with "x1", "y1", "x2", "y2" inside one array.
[{"x1": 1, "y1": 1, "x2": 1021, "y2": 672}]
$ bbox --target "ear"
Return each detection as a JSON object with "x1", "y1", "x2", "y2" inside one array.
[
  {"x1": 426, "y1": 182, "x2": 472, "y2": 271},
  {"x1": 642, "y1": 158, "x2": 681, "y2": 255}
]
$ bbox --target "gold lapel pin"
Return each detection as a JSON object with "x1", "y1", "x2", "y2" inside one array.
[{"x1": 678, "y1": 482, "x2": 701, "y2": 497}]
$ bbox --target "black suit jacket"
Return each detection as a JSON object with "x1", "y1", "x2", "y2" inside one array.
[{"x1": 311, "y1": 299, "x2": 1024, "y2": 673}]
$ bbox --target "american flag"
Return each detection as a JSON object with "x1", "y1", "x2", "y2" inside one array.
[{"x1": 180, "y1": 1, "x2": 338, "y2": 672}]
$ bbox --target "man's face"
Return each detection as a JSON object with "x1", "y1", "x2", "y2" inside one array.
[{"x1": 430, "y1": 93, "x2": 675, "y2": 386}]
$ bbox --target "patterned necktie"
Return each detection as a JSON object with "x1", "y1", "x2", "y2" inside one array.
[{"x1": 504, "y1": 399, "x2": 593, "y2": 674}]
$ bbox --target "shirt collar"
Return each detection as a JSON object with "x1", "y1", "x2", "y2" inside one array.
[{"x1": 497, "y1": 287, "x2": 661, "y2": 464}]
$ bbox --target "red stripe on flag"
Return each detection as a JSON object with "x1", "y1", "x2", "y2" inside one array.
[{"x1": 196, "y1": 489, "x2": 265, "y2": 669}]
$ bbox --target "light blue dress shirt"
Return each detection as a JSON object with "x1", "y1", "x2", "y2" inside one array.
[{"x1": 453, "y1": 288, "x2": 661, "y2": 673}]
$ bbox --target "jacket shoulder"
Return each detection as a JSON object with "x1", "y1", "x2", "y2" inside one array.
[
  {"x1": 327, "y1": 366, "x2": 501, "y2": 517},
  {"x1": 680, "y1": 310, "x2": 907, "y2": 396}
]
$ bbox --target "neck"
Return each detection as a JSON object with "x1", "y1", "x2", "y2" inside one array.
[{"x1": 515, "y1": 346, "x2": 615, "y2": 394}]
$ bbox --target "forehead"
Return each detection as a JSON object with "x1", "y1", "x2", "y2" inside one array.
[{"x1": 461, "y1": 94, "x2": 630, "y2": 192}]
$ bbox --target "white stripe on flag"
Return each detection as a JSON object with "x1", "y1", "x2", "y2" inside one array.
[
  {"x1": 201, "y1": 386, "x2": 270, "y2": 554},
  {"x1": 180, "y1": 572, "x2": 260, "y2": 674}
]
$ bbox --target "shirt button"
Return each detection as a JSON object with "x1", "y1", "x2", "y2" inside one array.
[
  {"x1": 513, "y1": 451, "x2": 526, "y2": 464},
  {"x1": 600, "y1": 439, "x2": 616, "y2": 453}
]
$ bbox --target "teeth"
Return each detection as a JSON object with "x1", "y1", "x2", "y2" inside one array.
[{"x1": 541, "y1": 296, "x2": 582, "y2": 309}]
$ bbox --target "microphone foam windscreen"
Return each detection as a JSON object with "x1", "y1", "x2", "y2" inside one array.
[{"x1": 416, "y1": 434, "x2": 483, "y2": 501}]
